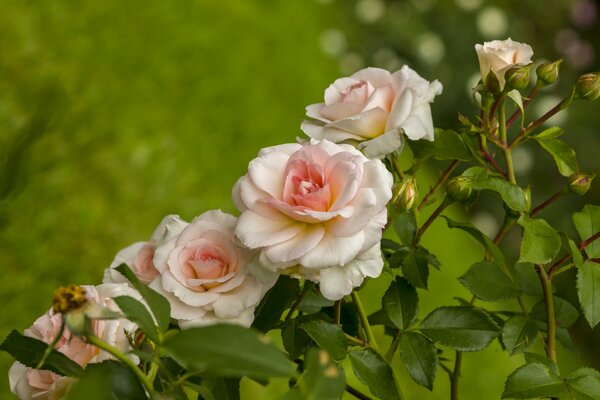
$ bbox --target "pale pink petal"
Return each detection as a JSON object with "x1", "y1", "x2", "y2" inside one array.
[
  {"x1": 324, "y1": 77, "x2": 362, "y2": 104},
  {"x1": 236, "y1": 210, "x2": 303, "y2": 248},
  {"x1": 263, "y1": 225, "x2": 326, "y2": 263},
  {"x1": 299, "y1": 230, "x2": 364, "y2": 268},
  {"x1": 211, "y1": 277, "x2": 264, "y2": 319},
  {"x1": 320, "y1": 102, "x2": 364, "y2": 121},
  {"x1": 248, "y1": 151, "x2": 289, "y2": 199},
  {"x1": 305, "y1": 103, "x2": 330, "y2": 123},
  {"x1": 327, "y1": 107, "x2": 389, "y2": 139},
  {"x1": 352, "y1": 67, "x2": 393, "y2": 88},
  {"x1": 386, "y1": 89, "x2": 413, "y2": 131},
  {"x1": 364, "y1": 85, "x2": 395, "y2": 112},
  {"x1": 359, "y1": 129, "x2": 403, "y2": 159},
  {"x1": 326, "y1": 188, "x2": 377, "y2": 236}
]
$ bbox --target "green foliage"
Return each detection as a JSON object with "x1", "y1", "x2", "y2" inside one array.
[
  {"x1": 419, "y1": 306, "x2": 500, "y2": 352},
  {"x1": 300, "y1": 320, "x2": 347, "y2": 362},
  {"x1": 577, "y1": 260, "x2": 600, "y2": 328},
  {"x1": 411, "y1": 129, "x2": 473, "y2": 162},
  {"x1": 458, "y1": 261, "x2": 520, "y2": 301},
  {"x1": 573, "y1": 205, "x2": 600, "y2": 258},
  {"x1": 285, "y1": 349, "x2": 345, "y2": 400},
  {"x1": 462, "y1": 167, "x2": 529, "y2": 212},
  {"x1": 0, "y1": 330, "x2": 83, "y2": 377},
  {"x1": 502, "y1": 363, "x2": 565, "y2": 399},
  {"x1": 534, "y1": 136, "x2": 579, "y2": 177},
  {"x1": 253, "y1": 276, "x2": 300, "y2": 332},
  {"x1": 349, "y1": 349, "x2": 401, "y2": 400},
  {"x1": 382, "y1": 277, "x2": 419, "y2": 330},
  {"x1": 398, "y1": 332, "x2": 438, "y2": 390},
  {"x1": 162, "y1": 324, "x2": 296, "y2": 380},
  {"x1": 530, "y1": 296, "x2": 579, "y2": 328},
  {"x1": 113, "y1": 296, "x2": 158, "y2": 343},
  {"x1": 565, "y1": 368, "x2": 600, "y2": 399},
  {"x1": 501, "y1": 315, "x2": 538, "y2": 355},
  {"x1": 66, "y1": 361, "x2": 147, "y2": 400},
  {"x1": 442, "y1": 216, "x2": 506, "y2": 267},
  {"x1": 517, "y1": 216, "x2": 561, "y2": 264}
]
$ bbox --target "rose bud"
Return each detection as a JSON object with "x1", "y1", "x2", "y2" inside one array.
[
  {"x1": 506, "y1": 65, "x2": 531, "y2": 90},
  {"x1": 568, "y1": 173, "x2": 594, "y2": 196},
  {"x1": 576, "y1": 72, "x2": 600, "y2": 101},
  {"x1": 392, "y1": 177, "x2": 418, "y2": 212},
  {"x1": 536, "y1": 60, "x2": 562, "y2": 85},
  {"x1": 446, "y1": 176, "x2": 475, "y2": 202},
  {"x1": 484, "y1": 69, "x2": 502, "y2": 94}
]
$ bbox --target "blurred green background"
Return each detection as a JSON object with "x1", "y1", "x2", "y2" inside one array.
[{"x1": 0, "y1": 0, "x2": 598, "y2": 398}]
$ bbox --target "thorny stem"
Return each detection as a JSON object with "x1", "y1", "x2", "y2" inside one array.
[
  {"x1": 498, "y1": 100, "x2": 516, "y2": 184},
  {"x1": 86, "y1": 333, "x2": 155, "y2": 395},
  {"x1": 531, "y1": 188, "x2": 567, "y2": 217},
  {"x1": 536, "y1": 265, "x2": 557, "y2": 363},
  {"x1": 547, "y1": 231, "x2": 600, "y2": 277},
  {"x1": 417, "y1": 160, "x2": 459, "y2": 211},
  {"x1": 415, "y1": 197, "x2": 452, "y2": 244}
]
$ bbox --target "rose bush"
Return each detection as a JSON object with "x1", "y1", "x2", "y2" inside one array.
[
  {"x1": 103, "y1": 215, "x2": 187, "y2": 285},
  {"x1": 9, "y1": 284, "x2": 140, "y2": 399},
  {"x1": 233, "y1": 139, "x2": 393, "y2": 300},
  {"x1": 301, "y1": 66, "x2": 442, "y2": 158},
  {"x1": 149, "y1": 210, "x2": 277, "y2": 327},
  {"x1": 475, "y1": 38, "x2": 533, "y2": 90}
]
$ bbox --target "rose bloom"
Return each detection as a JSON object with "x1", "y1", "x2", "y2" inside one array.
[
  {"x1": 233, "y1": 139, "x2": 393, "y2": 300},
  {"x1": 301, "y1": 66, "x2": 443, "y2": 159},
  {"x1": 9, "y1": 284, "x2": 141, "y2": 400},
  {"x1": 150, "y1": 210, "x2": 277, "y2": 328},
  {"x1": 103, "y1": 215, "x2": 187, "y2": 285},
  {"x1": 475, "y1": 38, "x2": 533, "y2": 90}
]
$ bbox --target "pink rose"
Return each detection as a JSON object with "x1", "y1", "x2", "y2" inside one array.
[
  {"x1": 475, "y1": 38, "x2": 533, "y2": 90},
  {"x1": 103, "y1": 215, "x2": 187, "y2": 285},
  {"x1": 301, "y1": 66, "x2": 443, "y2": 159},
  {"x1": 150, "y1": 210, "x2": 277, "y2": 328},
  {"x1": 233, "y1": 140, "x2": 393, "y2": 300},
  {"x1": 9, "y1": 284, "x2": 140, "y2": 400}
]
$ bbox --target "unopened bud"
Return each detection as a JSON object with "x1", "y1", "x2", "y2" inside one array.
[
  {"x1": 506, "y1": 66, "x2": 530, "y2": 90},
  {"x1": 536, "y1": 60, "x2": 562, "y2": 85},
  {"x1": 446, "y1": 176, "x2": 475, "y2": 202},
  {"x1": 52, "y1": 285, "x2": 87, "y2": 314},
  {"x1": 484, "y1": 70, "x2": 502, "y2": 93},
  {"x1": 576, "y1": 72, "x2": 600, "y2": 101},
  {"x1": 568, "y1": 173, "x2": 594, "y2": 196},
  {"x1": 392, "y1": 177, "x2": 418, "y2": 212}
]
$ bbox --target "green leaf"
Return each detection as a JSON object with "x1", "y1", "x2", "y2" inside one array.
[
  {"x1": 113, "y1": 296, "x2": 158, "y2": 343},
  {"x1": 522, "y1": 353, "x2": 559, "y2": 375},
  {"x1": 431, "y1": 129, "x2": 473, "y2": 161},
  {"x1": 535, "y1": 137, "x2": 579, "y2": 177},
  {"x1": 534, "y1": 126, "x2": 564, "y2": 140},
  {"x1": 65, "y1": 360, "x2": 147, "y2": 400},
  {"x1": 463, "y1": 167, "x2": 528, "y2": 212},
  {"x1": 349, "y1": 349, "x2": 401, "y2": 400},
  {"x1": 459, "y1": 261, "x2": 520, "y2": 301},
  {"x1": 398, "y1": 332, "x2": 437, "y2": 390},
  {"x1": 502, "y1": 363, "x2": 565, "y2": 399},
  {"x1": 299, "y1": 285, "x2": 334, "y2": 314},
  {"x1": 199, "y1": 378, "x2": 240, "y2": 400},
  {"x1": 566, "y1": 367, "x2": 600, "y2": 399},
  {"x1": 115, "y1": 264, "x2": 171, "y2": 334},
  {"x1": 515, "y1": 263, "x2": 546, "y2": 297},
  {"x1": 568, "y1": 237, "x2": 584, "y2": 267},
  {"x1": 419, "y1": 306, "x2": 499, "y2": 352},
  {"x1": 253, "y1": 275, "x2": 300, "y2": 332},
  {"x1": 162, "y1": 324, "x2": 296, "y2": 379},
  {"x1": 501, "y1": 315, "x2": 538, "y2": 355},
  {"x1": 393, "y1": 211, "x2": 417, "y2": 247},
  {"x1": 292, "y1": 348, "x2": 345, "y2": 400},
  {"x1": 367, "y1": 309, "x2": 395, "y2": 328},
  {"x1": 507, "y1": 90, "x2": 525, "y2": 126},
  {"x1": 442, "y1": 216, "x2": 506, "y2": 268},
  {"x1": 300, "y1": 320, "x2": 347, "y2": 362},
  {"x1": 531, "y1": 296, "x2": 579, "y2": 328},
  {"x1": 282, "y1": 319, "x2": 313, "y2": 360},
  {"x1": 382, "y1": 277, "x2": 419, "y2": 330},
  {"x1": 517, "y1": 216, "x2": 561, "y2": 265},
  {"x1": 0, "y1": 330, "x2": 83, "y2": 377},
  {"x1": 577, "y1": 260, "x2": 600, "y2": 328},
  {"x1": 401, "y1": 249, "x2": 429, "y2": 289},
  {"x1": 573, "y1": 204, "x2": 600, "y2": 258}
]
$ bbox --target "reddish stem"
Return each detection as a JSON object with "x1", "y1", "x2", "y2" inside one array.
[
  {"x1": 548, "y1": 231, "x2": 600, "y2": 277},
  {"x1": 531, "y1": 189, "x2": 565, "y2": 217},
  {"x1": 417, "y1": 160, "x2": 459, "y2": 211}
]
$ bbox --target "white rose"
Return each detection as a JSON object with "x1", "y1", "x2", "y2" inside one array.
[
  {"x1": 150, "y1": 210, "x2": 277, "y2": 328},
  {"x1": 475, "y1": 38, "x2": 533, "y2": 90},
  {"x1": 301, "y1": 66, "x2": 443, "y2": 159},
  {"x1": 233, "y1": 139, "x2": 393, "y2": 300},
  {"x1": 103, "y1": 215, "x2": 187, "y2": 285},
  {"x1": 9, "y1": 283, "x2": 141, "y2": 400}
]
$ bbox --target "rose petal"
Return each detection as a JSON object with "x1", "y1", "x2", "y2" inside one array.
[
  {"x1": 263, "y1": 225, "x2": 326, "y2": 263},
  {"x1": 327, "y1": 107, "x2": 389, "y2": 139},
  {"x1": 299, "y1": 230, "x2": 364, "y2": 268}
]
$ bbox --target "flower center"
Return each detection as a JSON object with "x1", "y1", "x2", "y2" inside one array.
[{"x1": 340, "y1": 80, "x2": 368, "y2": 104}]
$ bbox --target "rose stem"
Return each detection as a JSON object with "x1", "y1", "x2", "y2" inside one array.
[
  {"x1": 351, "y1": 291, "x2": 405, "y2": 399},
  {"x1": 346, "y1": 383, "x2": 374, "y2": 400},
  {"x1": 450, "y1": 296, "x2": 476, "y2": 400},
  {"x1": 86, "y1": 333, "x2": 155, "y2": 395},
  {"x1": 531, "y1": 188, "x2": 567, "y2": 217},
  {"x1": 498, "y1": 100, "x2": 516, "y2": 184},
  {"x1": 536, "y1": 265, "x2": 557, "y2": 362},
  {"x1": 284, "y1": 282, "x2": 310, "y2": 322},
  {"x1": 334, "y1": 300, "x2": 342, "y2": 326},
  {"x1": 415, "y1": 197, "x2": 452, "y2": 245},
  {"x1": 547, "y1": 230, "x2": 600, "y2": 277},
  {"x1": 417, "y1": 160, "x2": 459, "y2": 211}
]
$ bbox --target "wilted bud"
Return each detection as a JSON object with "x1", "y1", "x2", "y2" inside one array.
[
  {"x1": 576, "y1": 72, "x2": 600, "y2": 101},
  {"x1": 484, "y1": 70, "x2": 502, "y2": 94},
  {"x1": 392, "y1": 177, "x2": 418, "y2": 212},
  {"x1": 506, "y1": 66, "x2": 530, "y2": 90},
  {"x1": 568, "y1": 173, "x2": 594, "y2": 196},
  {"x1": 446, "y1": 176, "x2": 474, "y2": 202},
  {"x1": 52, "y1": 285, "x2": 87, "y2": 314},
  {"x1": 536, "y1": 60, "x2": 562, "y2": 85}
]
